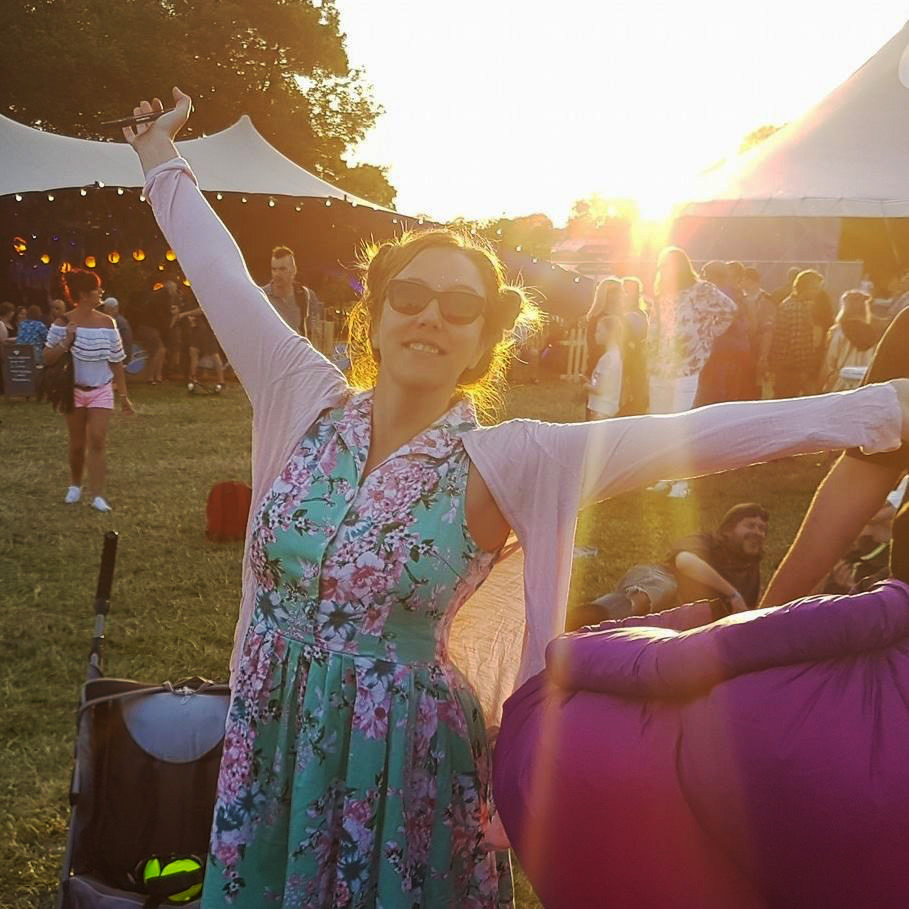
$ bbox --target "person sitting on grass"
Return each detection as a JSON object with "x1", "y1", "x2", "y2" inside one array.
[
  {"x1": 123, "y1": 87, "x2": 909, "y2": 908},
  {"x1": 572, "y1": 503, "x2": 769, "y2": 627}
]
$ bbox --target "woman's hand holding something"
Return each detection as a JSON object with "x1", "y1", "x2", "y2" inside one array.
[{"x1": 121, "y1": 87, "x2": 193, "y2": 174}]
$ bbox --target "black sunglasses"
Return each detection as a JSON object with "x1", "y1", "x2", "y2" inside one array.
[{"x1": 386, "y1": 279, "x2": 486, "y2": 325}]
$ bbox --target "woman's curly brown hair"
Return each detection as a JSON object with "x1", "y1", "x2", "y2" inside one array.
[{"x1": 347, "y1": 229, "x2": 541, "y2": 421}]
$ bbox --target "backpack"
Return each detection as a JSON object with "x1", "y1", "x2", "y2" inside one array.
[{"x1": 205, "y1": 482, "x2": 252, "y2": 542}]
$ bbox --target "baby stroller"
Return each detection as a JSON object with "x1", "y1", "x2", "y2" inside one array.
[{"x1": 58, "y1": 532, "x2": 230, "y2": 908}]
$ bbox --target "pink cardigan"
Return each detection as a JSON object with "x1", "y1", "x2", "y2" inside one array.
[{"x1": 144, "y1": 157, "x2": 903, "y2": 724}]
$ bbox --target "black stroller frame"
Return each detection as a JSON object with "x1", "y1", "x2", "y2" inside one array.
[{"x1": 57, "y1": 532, "x2": 231, "y2": 908}]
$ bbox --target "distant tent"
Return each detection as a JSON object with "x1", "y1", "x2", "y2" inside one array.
[{"x1": 672, "y1": 21, "x2": 909, "y2": 279}]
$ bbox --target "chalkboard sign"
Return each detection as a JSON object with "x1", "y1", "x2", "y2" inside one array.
[{"x1": 2, "y1": 342, "x2": 37, "y2": 397}]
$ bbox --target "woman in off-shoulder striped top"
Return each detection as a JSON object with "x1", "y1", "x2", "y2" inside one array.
[{"x1": 44, "y1": 269, "x2": 134, "y2": 512}]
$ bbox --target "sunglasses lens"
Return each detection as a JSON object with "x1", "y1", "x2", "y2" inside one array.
[
  {"x1": 441, "y1": 293, "x2": 485, "y2": 325},
  {"x1": 387, "y1": 281, "x2": 428, "y2": 315}
]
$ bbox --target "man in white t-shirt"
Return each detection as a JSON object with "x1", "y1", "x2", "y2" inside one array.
[{"x1": 260, "y1": 245, "x2": 318, "y2": 337}]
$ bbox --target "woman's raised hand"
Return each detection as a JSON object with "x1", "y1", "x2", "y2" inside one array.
[
  {"x1": 121, "y1": 86, "x2": 192, "y2": 145},
  {"x1": 122, "y1": 87, "x2": 192, "y2": 173}
]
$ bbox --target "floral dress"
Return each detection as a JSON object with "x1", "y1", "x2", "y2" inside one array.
[{"x1": 203, "y1": 391, "x2": 512, "y2": 908}]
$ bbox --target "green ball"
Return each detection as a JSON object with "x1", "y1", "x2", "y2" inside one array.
[{"x1": 142, "y1": 856, "x2": 203, "y2": 903}]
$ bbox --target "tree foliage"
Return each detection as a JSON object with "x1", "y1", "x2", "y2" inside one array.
[{"x1": 3, "y1": 0, "x2": 395, "y2": 206}]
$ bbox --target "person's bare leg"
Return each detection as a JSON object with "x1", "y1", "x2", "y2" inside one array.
[
  {"x1": 188, "y1": 346, "x2": 199, "y2": 382},
  {"x1": 152, "y1": 346, "x2": 166, "y2": 382},
  {"x1": 65, "y1": 408, "x2": 88, "y2": 486},
  {"x1": 213, "y1": 354, "x2": 225, "y2": 385},
  {"x1": 85, "y1": 408, "x2": 112, "y2": 498}
]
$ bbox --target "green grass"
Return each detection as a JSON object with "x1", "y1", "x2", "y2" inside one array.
[{"x1": 0, "y1": 378, "x2": 828, "y2": 907}]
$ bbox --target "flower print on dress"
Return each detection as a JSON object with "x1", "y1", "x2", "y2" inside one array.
[{"x1": 202, "y1": 391, "x2": 511, "y2": 908}]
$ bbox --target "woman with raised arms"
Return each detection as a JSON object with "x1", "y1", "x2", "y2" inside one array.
[{"x1": 124, "y1": 88, "x2": 909, "y2": 908}]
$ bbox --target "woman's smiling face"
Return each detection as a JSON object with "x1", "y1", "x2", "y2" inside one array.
[{"x1": 373, "y1": 246, "x2": 490, "y2": 394}]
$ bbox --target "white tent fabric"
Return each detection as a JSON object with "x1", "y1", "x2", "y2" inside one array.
[
  {"x1": 0, "y1": 113, "x2": 387, "y2": 208},
  {"x1": 680, "y1": 21, "x2": 909, "y2": 218}
]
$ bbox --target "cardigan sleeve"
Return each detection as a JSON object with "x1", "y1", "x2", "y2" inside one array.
[
  {"x1": 143, "y1": 157, "x2": 347, "y2": 414},
  {"x1": 474, "y1": 383, "x2": 902, "y2": 518}
]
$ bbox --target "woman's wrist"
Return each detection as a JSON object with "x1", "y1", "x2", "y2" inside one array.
[{"x1": 135, "y1": 137, "x2": 180, "y2": 176}]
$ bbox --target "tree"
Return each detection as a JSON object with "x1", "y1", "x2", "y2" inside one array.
[
  {"x1": 477, "y1": 214, "x2": 557, "y2": 260},
  {"x1": 3, "y1": 0, "x2": 395, "y2": 206}
]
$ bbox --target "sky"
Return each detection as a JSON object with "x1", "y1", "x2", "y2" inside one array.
[{"x1": 334, "y1": 1, "x2": 907, "y2": 224}]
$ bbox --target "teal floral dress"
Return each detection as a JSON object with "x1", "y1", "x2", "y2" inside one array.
[{"x1": 202, "y1": 391, "x2": 512, "y2": 907}]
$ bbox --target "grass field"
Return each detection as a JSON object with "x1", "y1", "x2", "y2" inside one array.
[{"x1": 0, "y1": 377, "x2": 829, "y2": 907}]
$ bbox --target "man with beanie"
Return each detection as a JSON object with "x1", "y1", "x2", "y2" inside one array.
[{"x1": 574, "y1": 503, "x2": 769, "y2": 625}]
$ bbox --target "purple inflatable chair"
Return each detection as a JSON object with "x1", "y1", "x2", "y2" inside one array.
[{"x1": 494, "y1": 580, "x2": 909, "y2": 908}]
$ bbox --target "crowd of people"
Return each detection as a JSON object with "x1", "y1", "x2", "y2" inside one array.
[{"x1": 575, "y1": 250, "x2": 906, "y2": 496}]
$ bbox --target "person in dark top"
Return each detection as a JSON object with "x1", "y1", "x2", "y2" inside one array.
[
  {"x1": 762, "y1": 308, "x2": 909, "y2": 606},
  {"x1": 572, "y1": 503, "x2": 769, "y2": 626}
]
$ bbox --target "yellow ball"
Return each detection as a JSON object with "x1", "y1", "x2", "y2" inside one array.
[{"x1": 142, "y1": 856, "x2": 203, "y2": 903}]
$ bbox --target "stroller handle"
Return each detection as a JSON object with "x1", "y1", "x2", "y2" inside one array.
[
  {"x1": 94, "y1": 531, "x2": 118, "y2": 615},
  {"x1": 88, "y1": 532, "x2": 118, "y2": 680}
]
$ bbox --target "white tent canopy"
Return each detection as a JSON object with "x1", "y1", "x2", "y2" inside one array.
[
  {"x1": 0, "y1": 113, "x2": 387, "y2": 209},
  {"x1": 681, "y1": 21, "x2": 909, "y2": 219}
]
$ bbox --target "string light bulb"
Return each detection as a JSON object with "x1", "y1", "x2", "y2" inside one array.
[
  {"x1": 132, "y1": 249, "x2": 146, "y2": 262},
  {"x1": 80, "y1": 188, "x2": 87, "y2": 196},
  {"x1": 165, "y1": 249, "x2": 177, "y2": 261},
  {"x1": 84, "y1": 255, "x2": 97, "y2": 268},
  {"x1": 40, "y1": 253, "x2": 51, "y2": 264},
  {"x1": 268, "y1": 198, "x2": 275, "y2": 207},
  {"x1": 216, "y1": 193, "x2": 223, "y2": 201},
  {"x1": 47, "y1": 194, "x2": 55, "y2": 201},
  {"x1": 108, "y1": 251, "x2": 121, "y2": 264},
  {"x1": 15, "y1": 194, "x2": 22, "y2": 202}
]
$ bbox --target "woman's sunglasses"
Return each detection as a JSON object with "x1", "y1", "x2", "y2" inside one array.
[{"x1": 386, "y1": 279, "x2": 486, "y2": 325}]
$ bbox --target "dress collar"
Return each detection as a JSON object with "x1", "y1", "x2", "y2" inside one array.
[{"x1": 330, "y1": 389, "x2": 478, "y2": 467}]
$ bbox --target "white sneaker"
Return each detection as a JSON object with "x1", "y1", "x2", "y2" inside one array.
[
  {"x1": 64, "y1": 486, "x2": 82, "y2": 504},
  {"x1": 91, "y1": 496, "x2": 112, "y2": 512},
  {"x1": 667, "y1": 481, "x2": 691, "y2": 499}
]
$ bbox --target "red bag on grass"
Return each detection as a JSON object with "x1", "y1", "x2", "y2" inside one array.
[{"x1": 205, "y1": 482, "x2": 252, "y2": 542}]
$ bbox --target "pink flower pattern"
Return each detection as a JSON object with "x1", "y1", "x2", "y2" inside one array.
[{"x1": 201, "y1": 391, "x2": 512, "y2": 907}]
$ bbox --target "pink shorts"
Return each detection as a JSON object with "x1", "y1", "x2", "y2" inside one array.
[{"x1": 73, "y1": 383, "x2": 115, "y2": 410}]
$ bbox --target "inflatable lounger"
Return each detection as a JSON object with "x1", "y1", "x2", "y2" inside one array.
[{"x1": 493, "y1": 580, "x2": 909, "y2": 909}]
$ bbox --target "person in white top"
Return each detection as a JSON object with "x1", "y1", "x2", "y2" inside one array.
[
  {"x1": 585, "y1": 314, "x2": 624, "y2": 419},
  {"x1": 44, "y1": 269, "x2": 135, "y2": 511}
]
